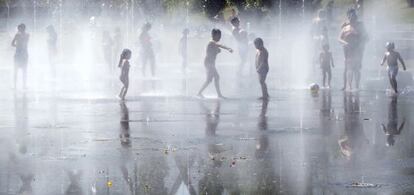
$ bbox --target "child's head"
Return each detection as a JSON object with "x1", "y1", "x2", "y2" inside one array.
[
  {"x1": 386, "y1": 42, "x2": 395, "y2": 51},
  {"x1": 121, "y1": 49, "x2": 132, "y2": 60},
  {"x1": 142, "y1": 22, "x2": 152, "y2": 32},
  {"x1": 211, "y1": 29, "x2": 221, "y2": 42},
  {"x1": 322, "y1": 44, "x2": 330, "y2": 51},
  {"x1": 119, "y1": 49, "x2": 132, "y2": 67},
  {"x1": 17, "y1": 23, "x2": 26, "y2": 33},
  {"x1": 182, "y1": 28, "x2": 189, "y2": 36},
  {"x1": 230, "y1": 17, "x2": 240, "y2": 27},
  {"x1": 254, "y1": 38, "x2": 264, "y2": 49},
  {"x1": 347, "y1": 8, "x2": 358, "y2": 23}
]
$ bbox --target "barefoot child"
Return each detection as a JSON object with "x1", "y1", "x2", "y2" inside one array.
[
  {"x1": 380, "y1": 42, "x2": 407, "y2": 94},
  {"x1": 179, "y1": 28, "x2": 189, "y2": 73},
  {"x1": 320, "y1": 44, "x2": 335, "y2": 88},
  {"x1": 254, "y1": 38, "x2": 269, "y2": 100},
  {"x1": 118, "y1": 49, "x2": 132, "y2": 100},
  {"x1": 197, "y1": 29, "x2": 233, "y2": 98}
]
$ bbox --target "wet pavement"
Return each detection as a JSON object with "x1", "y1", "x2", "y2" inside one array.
[{"x1": 1, "y1": 65, "x2": 414, "y2": 194}]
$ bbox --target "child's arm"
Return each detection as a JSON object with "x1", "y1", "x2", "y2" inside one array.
[
  {"x1": 11, "y1": 35, "x2": 17, "y2": 47},
  {"x1": 398, "y1": 119, "x2": 406, "y2": 134},
  {"x1": 338, "y1": 30, "x2": 348, "y2": 45},
  {"x1": 381, "y1": 124, "x2": 387, "y2": 133},
  {"x1": 216, "y1": 43, "x2": 233, "y2": 53},
  {"x1": 380, "y1": 54, "x2": 386, "y2": 66},
  {"x1": 398, "y1": 53, "x2": 407, "y2": 70},
  {"x1": 330, "y1": 53, "x2": 335, "y2": 68}
]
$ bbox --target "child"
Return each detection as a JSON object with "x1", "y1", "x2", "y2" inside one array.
[
  {"x1": 319, "y1": 44, "x2": 335, "y2": 88},
  {"x1": 230, "y1": 17, "x2": 248, "y2": 76},
  {"x1": 11, "y1": 23, "x2": 29, "y2": 89},
  {"x1": 139, "y1": 22, "x2": 156, "y2": 77},
  {"x1": 197, "y1": 29, "x2": 233, "y2": 98},
  {"x1": 380, "y1": 42, "x2": 407, "y2": 94},
  {"x1": 254, "y1": 38, "x2": 269, "y2": 100},
  {"x1": 179, "y1": 28, "x2": 189, "y2": 73},
  {"x1": 118, "y1": 49, "x2": 132, "y2": 100}
]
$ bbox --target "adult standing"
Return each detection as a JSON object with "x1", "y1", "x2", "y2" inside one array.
[{"x1": 339, "y1": 9, "x2": 368, "y2": 90}]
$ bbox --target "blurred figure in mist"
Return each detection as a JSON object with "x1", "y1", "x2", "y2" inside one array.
[
  {"x1": 382, "y1": 96, "x2": 405, "y2": 146},
  {"x1": 231, "y1": 17, "x2": 249, "y2": 76},
  {"x1": 353, "y1": 0, "x2": 364, "y2": 18},
  {"x1": 197, "y1": 29, "x2": 233, "y2": 98},
  {"x1": 325, "y1": 0, "x2": 334, "y2": 24},
  {"x1": 228, "y1": 8, "x2": 238, "y2": 23},
  {"x1": 113, "y1": 27, "x2": 123, "y2": 65},
  {"x1": 339, "y1": 8, "x2": 368, "y2": 91},
  {"x1": 139, "y1": 22, "x2": 156, "y2": 77},
  {"x1": 102, "y1": 30, "x2": 114, "y2": 72},
  {"x1": 312, "y1": 9, "x2": 329, "y2": 67},
  {"x1": 254, "y1": 38, "x2": 269, "y2": 100},
  {"x1": 46, "y1": 25, "x2": 58, "y2": 77},
  {"x1": 11, "y1": 23, "x2": 29, "y2": 89},
  {"x1": 319, "y1": 44, "x2": 335, "y2": 88},
  {"x1": 118, "y1": 49, "x2": 131, "y2": 100},
  {"x1": 380, "y1": 42, "x2": 407, "y2": 94},
  {"x1": 179, "y1": 28, "x2": 189, "y2": 73}
]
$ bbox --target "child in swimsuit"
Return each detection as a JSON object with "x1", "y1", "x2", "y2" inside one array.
[
  {"x1": 118, "y1": 49, "x2": 132, "y2": 100},
  {"x1": 380, "y1": 42, "x2": 406, "y2": 94},
  {"x1": 197, "y1": 29, "x2": 233, "y2": 98},
  {"x1": 319, "y1": 44, "x2": 335, "y2": 88},
  {"x1": 254, "y1": 38, "x2": 269, "y2": 100}
]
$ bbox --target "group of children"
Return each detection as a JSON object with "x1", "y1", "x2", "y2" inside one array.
[
  {"x1": 11, "y1": 18, "x2": 408, "y2": 100},
  {"x1": 318, "y1": 41, "x2": 407, "y2": 94},
  {"x1": 118, "y1": 18, "x2": 270, "y2": 101}
]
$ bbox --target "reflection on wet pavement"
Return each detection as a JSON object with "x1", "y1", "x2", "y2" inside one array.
[{"x1": 2, "y1": 89, "x2": 414, "y2": 194}]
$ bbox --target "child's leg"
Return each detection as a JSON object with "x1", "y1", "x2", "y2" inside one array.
[
  {"x1": 22, "y1": 67, "x2": 27, "y2": 89},
  {"x1": 142, "y1": 55, "x2": 147, "y2": 76},
  {"x1": 355, "y1": 70, "x2": 361, "y2": 89},
  {"x1": 347, "y1": 70, "x2": 353, "y2": 90},
  {"x1": 14, "y1": 66, "x2": 17, "y2": 89},
  {"x1": 149, "y1": 51, "x2": 156, "y2": 77},
  {"x1": 198, "y1": 69, "x2": 213, "y2": 96},
  {"x1": 327, "y1": 68, "x2": 332, "y2": 87},
  {"x1": 119, "y1": 86, "x2": 125, "y2": 98},
  {"x1": 122, "y1": 83, "x2": 129, "y2": 99},
  {"x1": 213, "y1": 69, "x2": 223, "y2": 97},
  {"x1": 259, "y1": 73, "x2": 269, "y2": 98},
  {"x1": 390, "y1": 70, "x2": 398, "y2": 93},
  {"x1": 322, "y1": 69, "x2": 326, "y2": 87},
  {"x1": 342, "y1": 65, "x2": 347, "y2": 90}
]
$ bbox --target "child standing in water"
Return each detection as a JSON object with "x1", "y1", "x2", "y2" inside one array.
[
  {"x1": 380, "y1": 42, "x2": 407, "y2": 94},
  {"x1": 320, "y1": 44, "x2": 335, "y2": 88},
  {"x1": 254, "y1": 38, "x2": 269, "y2": 100},
  {"x1": 179, "y1": 28, "x2": 189, "y2": 73},
  {"x1": 197, "y1": 29, "x2": 233, "y2": 98},
  {"x1": 11, "y1": 23, "x2": 29, "y2": 89},
  {"x1": 230, "y1": 17, "x2": 248, "y2": 76},
  {"x1": 118, "y1": 49, "x2": 132, "y2": 100},
  {"x1": 139, "y1": 22, "x2": 156, "y2": 77}
]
